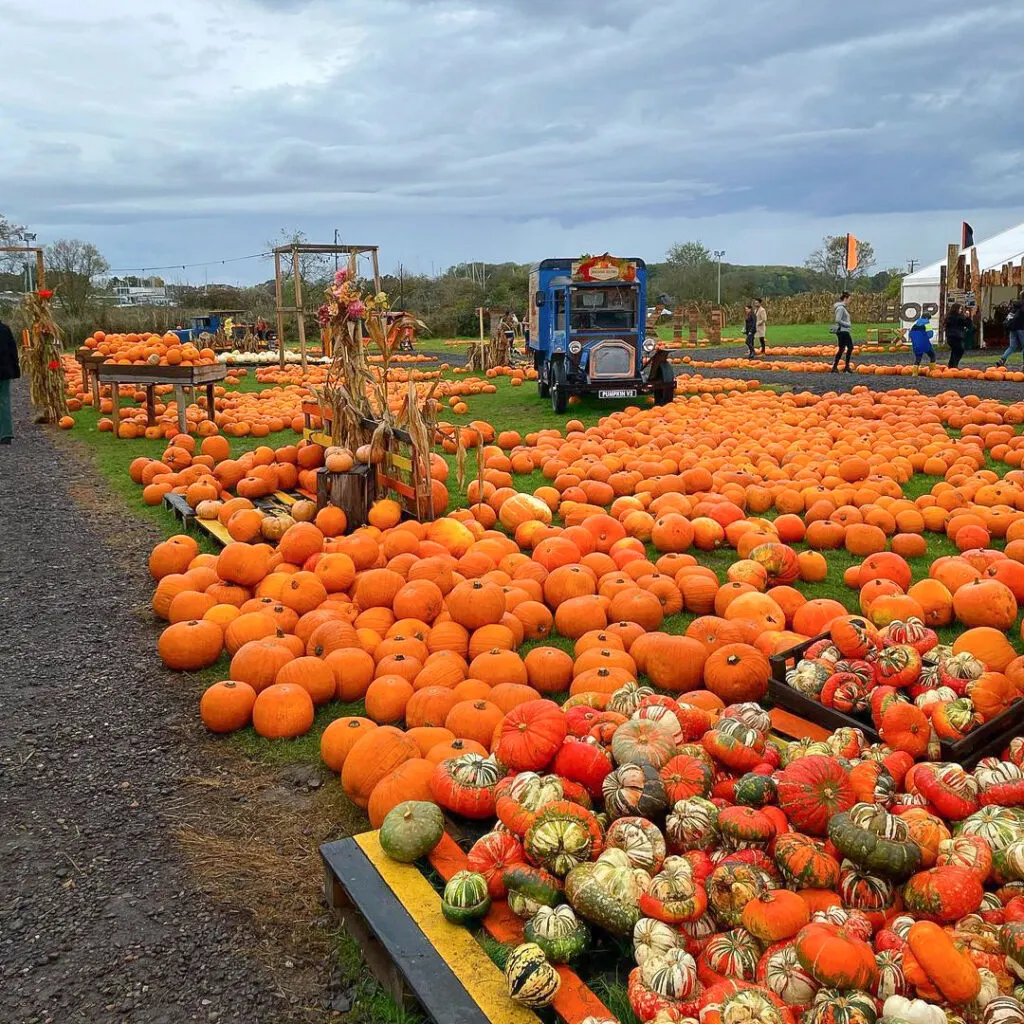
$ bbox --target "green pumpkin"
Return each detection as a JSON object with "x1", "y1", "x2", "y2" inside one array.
[
  {"x1": 828, "y1": 803, "x2": 922, "y2": 880},
  {"x1": 602, "y1": 761, "x2": 668, "y2": 820},
  {"x1": 734, "y1": 772, "x2": 778, "y2": 808},
  {"x1": 504, "y1": 942, "x2": 561, "y2": 1008},
  {"x1": 523, "y1": 905, "x2": 590, "y2": 963},
  {"x1": 565, "y1": 848, "x2": 650, "y2": 937},
  {"x1": 378, "y1": 800, "x2": 445, "y2": 863},
  {"x1": 440, "y1": 870, "x2": 491, "y2": 925},
  {"x1": 957, "y1": 807, "x2": 1024, "y2": 853}
]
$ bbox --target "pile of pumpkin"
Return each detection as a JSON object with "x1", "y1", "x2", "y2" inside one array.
[
  {"x1": 129, "y1": 434, "x2": 450, "y2": 517},
  {"x1": 82, "y1": 330, "x2": 219, "y2": 367},
  {"x1": 362, "y1": 677, "x2": 1024, "y2": 1020},
  {"x1": 676, "y1": 353, "x2": 1024, "y2": 383}
]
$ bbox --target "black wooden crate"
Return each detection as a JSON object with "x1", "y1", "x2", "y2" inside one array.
[{"x1": 768, "y1": 633, "x2": 1024, "y2": 768}]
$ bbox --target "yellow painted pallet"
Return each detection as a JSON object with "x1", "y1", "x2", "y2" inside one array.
[{"x1": 322, "y1": 831, "x2": 539, "y2": 1024}]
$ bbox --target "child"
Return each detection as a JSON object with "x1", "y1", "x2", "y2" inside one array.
[
  {"x1": 909, "y1": 316, "x2": 936, "y2": 371},
  {"x1": 743, "y1": 305, "x2": 756, "y2": 358}
]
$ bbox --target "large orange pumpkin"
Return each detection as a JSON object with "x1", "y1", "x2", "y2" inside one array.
[{"x1": 341, "y1": 727, "x2": 420, "y2": 808}]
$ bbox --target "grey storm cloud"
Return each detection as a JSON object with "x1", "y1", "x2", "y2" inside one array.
[{"x1": 4, "y1": 0, "x2": 1024, "y2": 279}]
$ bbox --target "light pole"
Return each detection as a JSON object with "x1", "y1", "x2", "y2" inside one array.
[
  {"x1": 24, "y1": 232, "x2": 37, "y2": 292},
  {"x1": 713, "y1": 250, "x2": 725, "y2": 305}
]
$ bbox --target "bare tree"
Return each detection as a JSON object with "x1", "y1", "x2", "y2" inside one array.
[
  {"x1": 805, "y1": 235, "x2": 876, "y2": 287},
  {"x1": 0, "y1": 213, "x2": 32, "y2": 276},
  {"x1": 46, "y1": 239, "x2": 110, "y2": 317}
]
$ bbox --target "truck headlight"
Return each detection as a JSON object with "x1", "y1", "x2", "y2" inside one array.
[
  {"x1": 643, "y1": 339, "x2": 656, "y2": 353},
  {"x1": 568, "y1": 340, "x2": 582, "y2": 355}
]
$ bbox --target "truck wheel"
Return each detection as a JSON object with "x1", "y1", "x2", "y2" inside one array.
[
  {"x1": 537, "y1": 360, "x2": 550, "y2": 398},
  {"x1": 550, "y1": 360, "x2": 567, "y2": 414},
  {"x1": 653, "y1": 361, "x2": 675, "y2": 406}
]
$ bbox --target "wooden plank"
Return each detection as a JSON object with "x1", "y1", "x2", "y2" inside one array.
[
  {"x1": 427, "y1": 833, "x2": 615, "y2": 1024},
  {"x1": 162, "y1": 492, "x2": 195, "y2": 527},
  {"x1": 195, "y1": 517, "x2": 233, "y2": 547},
  {"x1": 353, "y1": 833, "x2": 538, "y2": 1024},
  {"x1": 322, "y1": 838, "x2": 498, "y2": 1024}
]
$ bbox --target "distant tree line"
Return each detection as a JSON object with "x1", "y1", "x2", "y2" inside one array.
[{"x1": 0, "y1": 212, "x2": 907, "y2": 344}]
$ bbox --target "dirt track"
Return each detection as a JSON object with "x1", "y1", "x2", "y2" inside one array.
[{"x1": 0, "y1": 387, "x2": 350, "y2": 1024}]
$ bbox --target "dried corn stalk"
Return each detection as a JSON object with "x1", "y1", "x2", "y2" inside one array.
[{"x1": 21, "y1": 289, "x2": 68, "y2": 423}]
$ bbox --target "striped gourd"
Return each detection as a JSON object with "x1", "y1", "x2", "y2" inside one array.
[{"x1": 504, "y1": 942, "x2": 561, "y2": 1008}]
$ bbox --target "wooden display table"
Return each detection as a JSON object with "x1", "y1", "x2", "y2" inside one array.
[{"x1": 96, "y1": 363, "x2": 227, "y2": 437}]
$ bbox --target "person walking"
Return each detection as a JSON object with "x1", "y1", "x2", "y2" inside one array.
[
  {"x1": 908, "y1": 316, "x2": 936, "y2": 372},
  {"x1": 944, "y1": 303, "x2": 970, "y2": 368},
  {"x1": 0, "y1": 316, "x2": 20, "y2": 445},
  {"x1": 830, "y1": 291, "x2": 854, "y2": 372},
  {"x1": 743, "y1": 304, "x2": 757, "y2": 358},
  {"x1": 754, "y1": 299, "x2": 767, "y2": 354},
  {"x1": 996, "y1": 299, "x2": 1024, "y2": 367}
]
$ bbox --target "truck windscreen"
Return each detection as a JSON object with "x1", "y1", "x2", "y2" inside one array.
[{"x1": 569, "y1": 286, "x2": 637, "y2": 331}]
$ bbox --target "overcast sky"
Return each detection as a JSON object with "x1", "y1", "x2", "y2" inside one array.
[{"x1": 5, "y1": 0, "x2": 1024, "y2": 284}]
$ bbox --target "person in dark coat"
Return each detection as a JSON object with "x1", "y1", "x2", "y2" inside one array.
[
  {"x1": 944, "y1": 303, "x2": 970, "y2": 369},
  {"x1": 0, "y1": 317, "x2": 20, "y2": 444},
  {"x1": 743, "y1": 304, "x2": 757, "y2": 358}
]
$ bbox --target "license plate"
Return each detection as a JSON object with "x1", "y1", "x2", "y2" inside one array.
[{"x1": 599, "y1": 388, "x2": 637, "y2": 399}]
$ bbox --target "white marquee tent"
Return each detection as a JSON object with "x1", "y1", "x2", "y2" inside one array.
[{"x1": 901, "y1": 221, "x2": 1024, "y2": 310}]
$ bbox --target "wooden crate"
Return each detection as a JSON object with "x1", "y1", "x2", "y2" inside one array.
[
  {"x1": 301, "y1": 402, "x2": 436, "y2": 523},
  {"x1": 769, "y1": 633, "x2": 1024, "y2": 766},
  {"x1": 316, "y1": 464, "x2": 377, "y2": 522}
]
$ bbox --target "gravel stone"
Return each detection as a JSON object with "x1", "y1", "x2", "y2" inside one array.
[{"x1": 0, "y1": 387, "x2": 341, "y2": 1023}]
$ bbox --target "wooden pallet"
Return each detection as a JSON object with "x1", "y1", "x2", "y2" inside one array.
[
  {"x1": 320, "y1": 708, "x2": 829, "y2": 1024},
  {"x1": 163, "y1": 489, "x2": 315, "y2": 547}
]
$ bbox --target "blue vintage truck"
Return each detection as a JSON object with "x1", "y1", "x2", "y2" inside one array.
[{"x1": 526, "y1": 254, "x2": 674, "y2": 412}]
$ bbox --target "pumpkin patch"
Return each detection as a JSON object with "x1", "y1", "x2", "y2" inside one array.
[{"x1": 112, "y1": 356, "x2": 1024, "y2": 1022}]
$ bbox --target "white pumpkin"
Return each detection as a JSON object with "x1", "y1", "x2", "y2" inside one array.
[
  {"x1": 291, "y1": 500, "x2": 316, "y2": 522},
  {"x1": 883, "y1": 995, "x2": 948, "y2": 1024},
  {"x1": 194, "y1": 499, "x2": 223, "y2": 521}
]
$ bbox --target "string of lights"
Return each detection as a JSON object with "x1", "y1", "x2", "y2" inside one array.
[{"x1": 104, "y1": 251, "x2": 274, "y2": 275}]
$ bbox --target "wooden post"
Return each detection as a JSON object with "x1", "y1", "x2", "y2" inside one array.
[
  {"x1": 371, "y1": 249, "x2": 381, "y2": 295},
  {"x1": 478, "y1": 307, "x2": 485, "y2": 341},
  {"x1": 35, "y1": 249, "x2": 45, "y2": 290},
  {"x1": 146, "y1": 386, "x2": 156, "y2": 426},
  {"x1": 174, "y1": 385, "x2": 187, "y2": 434},
  {"x1": 292, "y1": 248, "x2": 307, "y2": 374},
  {"x1": 111, "y1": 382, "x2": 120, "y2": 440},
  {"x1": 274, "y1": 251, "x2": 286, "y2": 370},
  {"x1": 672, "y1": 306, "x2": 683, "y2": 343}
]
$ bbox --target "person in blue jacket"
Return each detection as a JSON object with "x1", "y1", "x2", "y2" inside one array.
[{"x1": 909, "y1": 316, "x2": 936, "y2": 371}]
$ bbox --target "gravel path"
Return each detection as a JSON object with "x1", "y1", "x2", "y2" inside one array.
[{"x1": 0, "y1": 386, "x2": 341, "y2": 1024}]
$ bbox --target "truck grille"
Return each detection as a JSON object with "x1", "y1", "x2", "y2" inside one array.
[{"x1": 589, "y1": 341, "x2": 634, "y2": 378}]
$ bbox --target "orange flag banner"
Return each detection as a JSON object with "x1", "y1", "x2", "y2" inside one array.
[{"x1": 845, "y1": 234, "x2": 859, "y2": 273}]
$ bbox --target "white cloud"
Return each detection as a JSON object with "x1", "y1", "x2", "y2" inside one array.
[{"x1": 4, "y1": 0, "x2": 1024, "y2": 280}]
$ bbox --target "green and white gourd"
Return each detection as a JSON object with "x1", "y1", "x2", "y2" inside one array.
[
  {"x1": 523, "y1": 905, "x2": 590, "y2": 963},
  {"x1": 440, "y1": 870, "x2": 491, "y2": 926}
]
